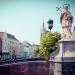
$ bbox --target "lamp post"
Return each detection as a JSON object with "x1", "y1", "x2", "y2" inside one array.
[{"x1": 47, "y1": 19, "x2": 53, "y2": 32}]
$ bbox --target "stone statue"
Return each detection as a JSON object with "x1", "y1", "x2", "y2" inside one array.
[{"x1": 60, "y1": 4, "x2": 73, "y2": 39}]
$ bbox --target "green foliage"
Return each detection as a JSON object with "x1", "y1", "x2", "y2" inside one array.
[
  {"x1": 36, "y1": 47, "x2": 39, "y2": 54},
  {"x1": 38, "y1": 32, "x2": 61, "y2": 59}
]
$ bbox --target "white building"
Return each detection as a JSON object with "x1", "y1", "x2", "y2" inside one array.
[
  {"x1": 0, "y1": 32, "x2": 24, "y2": 60},
  {"x1": 32, "y1": 43, "x2": 39, "y2": 57},
  {"x1": 22, "y1": 41, "x2": 37, "y2": 58}
]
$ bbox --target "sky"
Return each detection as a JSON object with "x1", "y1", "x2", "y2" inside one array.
[{"x1": 0, "y1": 0, "x2": 75, "y2": 44}]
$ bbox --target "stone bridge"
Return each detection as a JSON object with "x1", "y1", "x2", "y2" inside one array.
[{"x1": 0, "y1": 61, "x2": 49, "y2": 75}]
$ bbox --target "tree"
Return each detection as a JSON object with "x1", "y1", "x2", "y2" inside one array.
[{"x1": 37, "y1": 32, "x2": 61, "y2": 59}]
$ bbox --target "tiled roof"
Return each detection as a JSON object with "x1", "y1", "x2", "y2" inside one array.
[
  {"x1": 0, "y1": 32, "x2": 19, "y2": 41},
  {"x1": 23, "y1": 41, "x2": 32, "y2": 47},
  {"x1": 7, "y1": 33, "x2": 18, "y2": 41}
]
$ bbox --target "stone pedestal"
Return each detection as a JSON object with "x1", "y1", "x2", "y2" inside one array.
[{"x1": 54, "y1": 39, "x2": 75, "y2": 75}]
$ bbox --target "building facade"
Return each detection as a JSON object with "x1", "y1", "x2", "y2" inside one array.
[
  {"x1": 22, "y1": 41, "x2": 38, "y2": 58},
  {"x1": 0, "y1": 32, "x2": 24, "y2": 60}
]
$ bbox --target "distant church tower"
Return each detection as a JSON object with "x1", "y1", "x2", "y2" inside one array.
[{"x1": 40, "y1": 19, "x2": 46, "y2": 37}]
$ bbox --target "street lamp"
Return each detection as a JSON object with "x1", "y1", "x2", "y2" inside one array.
[{"x1": 47, "y1": 19, "x2": 53, "y2": 31}]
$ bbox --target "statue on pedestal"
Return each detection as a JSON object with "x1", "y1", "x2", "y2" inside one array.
[{"x1": 60, "y1": 4, "x2": 73, "y2": 39}]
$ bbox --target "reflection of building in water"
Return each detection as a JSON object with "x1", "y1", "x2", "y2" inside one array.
[{"x1": 0, "y1": 32, "x2": 24, "y2": 60}]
